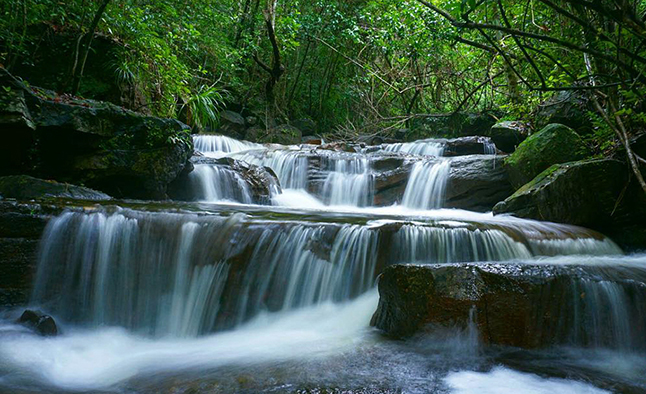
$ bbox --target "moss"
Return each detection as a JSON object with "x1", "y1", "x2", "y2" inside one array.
[{"x1": 505, "y1": 123, "x2": 590, "y2": 188}]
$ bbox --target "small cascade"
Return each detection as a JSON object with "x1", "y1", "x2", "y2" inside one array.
[
  {"x1": 193, "y1": 135, "x2": 261, "y2": 157},
  {"x1": 483, "y1": 138, "x2": 497, "y2": 154},
  {"x1": 320, "y1": 157, "x2": 373, "y2": 206},
  {"x1": 235, "y1": 150, "x2": 309, "y2": 190},
  {"x1": 382, "y1": 140, "x2": 445, "y2": 156},
  {"x1": 186, "y1": 164, "x2": 254, "y2": 203},
  {"x1": 401, "y1": 160, "x2": 451, "y2": 209},
  {"x1": 393, "y1": 225, "x2": 534, "y2": 263}
]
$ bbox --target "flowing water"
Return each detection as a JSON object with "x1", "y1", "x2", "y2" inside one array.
[{"x1": 0, "y1": 134, "x2": 644, "y2": 393}]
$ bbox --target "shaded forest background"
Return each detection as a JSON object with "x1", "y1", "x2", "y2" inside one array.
[{"x1": 1, "y1": 0, "x2": 646, "y2": 186}]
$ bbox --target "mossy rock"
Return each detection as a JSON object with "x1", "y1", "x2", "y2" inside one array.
[
  {"x1": 0, "y1": 68, "x2": 193, "y2": 199},
  {"x1": 489, "y1": 120, "x2": 529, "y2": 153},
  {"x1": 505, "y1": 123, "x2": 590, "y2": 188}
]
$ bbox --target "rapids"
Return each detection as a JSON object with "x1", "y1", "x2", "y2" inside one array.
[{"x1": 0, "y1": 134, "x2": 644, "y2": 393}]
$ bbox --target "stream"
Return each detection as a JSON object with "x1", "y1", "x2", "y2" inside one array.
[{"x1": 0, "y1": 135, "x2": 644, "y2": 393}]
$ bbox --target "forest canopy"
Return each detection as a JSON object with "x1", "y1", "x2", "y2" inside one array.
[{"x1": 2, "y1": 0, "x2": 646, "y2": 170}]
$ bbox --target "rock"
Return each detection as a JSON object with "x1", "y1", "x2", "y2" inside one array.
[
  {"x1": 219, "y1": 110, "x2": 246, "y2": 138},
  {"x1": 535, "y1": 88, "x2": 593, "y2": 134},
  {"x1": 18, "y1": 309, "x2": 58, "y2": 336},
  {"x1": 169, "y1": 157, "x2": 281, "y2": 204},
  {"x1": 0, "y1": 201, "x2": 53, "y2": 306},
  {"x1": 505, "y1": 123, "x2": 589, "y2": 188},
  {"x1": 408, "y1": 112, "x2": 498, "y2": 140},
  {"x1": 371, "y1": 263, "x2": 646, "y2": 349},
  {"x1": 493, "y1": 159, "x2": 646, "y2": 250},
  {"x1": 0, "y1": 68, "x2": 193, "y2": 200},
  {"x1": 443, "y1": 136, "x2": 498, "y2": 156},
  {"x1": 489, "y1": 121, "x2": 529, "y2": 153},
  {"x1": 265, "y1": 124, "x2": 302, "y2": 145},
  {"x1": 291, "y1": 118, "x2": 317, "y2": 136},
  {"x1": 0, "y1": 175, "x2": 111, "y2": 200},
  {"x1": 445, "y1": 155, "x2": 513, "y2": 212}
]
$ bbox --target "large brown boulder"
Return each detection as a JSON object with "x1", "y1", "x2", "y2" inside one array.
[{"x1": 371, "y1": 263, "x2": 646, "y2": 349}]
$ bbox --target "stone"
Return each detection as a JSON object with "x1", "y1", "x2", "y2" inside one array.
[
  {"x1": 444, "y1": 155, "x2": 513, "y2": 212},
  {"x1": 443, "y1": 136, "x2": 498, "y2": 156},
  {"x1": 291, "y1": 118, "x2": 317, "y2": 136},
  {"x1": 0, "y1": 175, "x2": 111, "y2": 200},
  {"x1": 489, "y1": 121, "x2": 529, "y2": 153},
  {"x1": 371, "y1": 263, "x2": 646, "y2": 349},
  {"x1": 0, "y1": 68, "x2": 193, "y2": 200},
  {"x1": 535, "y1": 88, "x2": 593, "y2": 134},
  {"x1": 493, "y1": 158, "x2": 646, "y2": 251},
  {"x1": 262, "y1": 124, "x2": 303, "y2": 145},
  {"x1": 219, "y1": 110, "x2": 246, "y2": 138},
  {"x1": 18, "y1": 309, "x2": 58, "y2": 336},
  {"x1": 505, "y1": 123, "x2": 590, "y2": 188}
]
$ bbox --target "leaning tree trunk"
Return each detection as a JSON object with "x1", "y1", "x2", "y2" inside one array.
[{"x1": 70, "y1": 0, "x2": 112, "y2": 96}]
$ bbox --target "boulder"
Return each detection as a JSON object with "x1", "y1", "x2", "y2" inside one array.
[
  {"x1": 371, "y1": 263, "x2": 646, "y2": 349},
  {"x1": 244, "y1": 125, "x2": 302, "y2": 145},
  {"x1": 18, "y1": 309, "x2": 58, "y2": 336},
  {"x1": 505, "y1": 123, "x2": 589, "y2": 188},
  {"x1": 443, "y1": 136, "x2": 498, "y2": 156},
  {"x1": 493, "y1": 159, "x2": 646, "y2": 250},
  {"x1": 0, "y1": 175, "x2": 111, "y2": 200},
  {"x1": 408, "y1": 112, "x2": 498, "y2": 139},
  {"x1": 0, "y1": 68, "x2": 193, "y2": 200},
  {"x1": 489, "y1": 121, "x2": 530, "y2": 153},
  {"x1": 169, "y1": 157, "x2": 281, "y2": 204},
  {"x1": 291, "y1": 118, "x2": 317, "y2": 136},
  {"x1": 219, "y1": 110, "x2": 246, "y2": 139},
  {"x1": 535, "y1": 88, "x2": 593, "y2": 134},
  {"x1": 445, "y1": 155, "x2": 513, "y2": 212}
]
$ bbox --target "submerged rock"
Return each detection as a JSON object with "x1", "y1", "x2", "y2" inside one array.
[
  {"x1": 0, "y1": 175, "x2": 111, "y2": 201},
  {"x1": 505, "y1": 123, "x2": 589, "y2": 188},
  {"x1": 489, "y1": 121, "x2": 529, "y2": 153},
  {"x1": 371, "y1": 263, "x2": 646, "y2": 349},
  {"x1": 18, "y1": 309, "x2": 58, "y2": 336},
  {"x1": 0, "y1": 68, "x2": 193, "y2": 200}
]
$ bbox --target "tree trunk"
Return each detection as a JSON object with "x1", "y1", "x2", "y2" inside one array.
[{"x1": 71, "y1": 0, "x2": 112, "y2": 96}]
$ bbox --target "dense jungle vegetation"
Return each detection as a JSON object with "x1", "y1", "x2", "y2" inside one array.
[{"x1": 1, "y1": 0, "x2": 646, "y2": 191}]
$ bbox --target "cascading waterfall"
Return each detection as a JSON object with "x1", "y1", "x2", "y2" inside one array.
[
  {"x1": 320, "y1": 157, "x2": 373, "y2": 206},
  {"x1": 401, "y1": 160, "x2": 451, "y2": 209},
  {"x1": 193, "y1": 135, "x2": 261, "y2": 157},
  {"x1": 235, "y1": 150, "x2": 309, "y2": 190},
  {"x1": 382, "y1": 139, "x2": 445, "y2": 156},
  {"x1": 3, "y1": 133, "x2": 643, "y2": 394},
  {"x1": 186, "y1": 164, "x2": 254, "y2": 203}
]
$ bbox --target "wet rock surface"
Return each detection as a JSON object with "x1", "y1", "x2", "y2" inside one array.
[
  {"x1": 0, "y1": 175, "x2": 111, "y2": 201},
  {"x1": 371, "y1": 263, "x2": 646, "y2": 349},
  {"x1": 493, "y1": 158, "x2": 646, "y2": 250},
  {"x1": 18, "y1": 309, "x2": 58, "y2": 336},
  {"x1": 0, "y1": 202, "x2": 53, "y2": 306},
  {"x1": 0, "y1": 68, "x2": 193, "y2": 200},
  {"x1": 445, "y1": 155, "x2": 512, "y2": 212}
]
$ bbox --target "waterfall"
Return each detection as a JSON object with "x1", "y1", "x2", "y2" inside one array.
[
  {"x1": 234, "y1": 150, "x2": 309, "y2": 190},
  {"x1": 401, "y1": 160, "x2": 451, "y2": 209},
  {"x1": 320, "y1": 157, "x2": 373, "y2": 206},
  {"x1": 186, "y1": 164, "x2": 254, "y2": 203},
  {"x1": 193, "y1": 135, "x2": 261, "y2": 157},
  {"x1": 382, "y1": 140, "x2": 445, "y2": 156}
]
